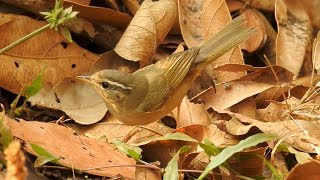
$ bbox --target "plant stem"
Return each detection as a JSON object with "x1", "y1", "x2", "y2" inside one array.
[{"x1": 0, "y1": 23, "x2": 51, "y2": 55}]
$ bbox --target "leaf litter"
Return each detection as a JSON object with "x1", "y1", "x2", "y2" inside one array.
[{"x1": 0, "y1": 0, "x2": 320, "y2": 179}]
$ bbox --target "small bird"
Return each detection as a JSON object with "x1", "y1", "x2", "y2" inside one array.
[{"x1": 78, "y1": 16, "x2": 255, "y2": 125}]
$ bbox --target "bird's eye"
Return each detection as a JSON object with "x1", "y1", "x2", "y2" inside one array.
[{"x1": 101, "y1": 82, "x2": 109, "y2": 89}]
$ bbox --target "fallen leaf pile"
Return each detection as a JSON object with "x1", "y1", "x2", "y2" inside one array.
[{"x1": 0, "y1": 0, "x2": 320, "y2": 179}]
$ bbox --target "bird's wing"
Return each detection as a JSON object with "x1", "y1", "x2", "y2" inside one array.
[
  {"x1": 156, "y1": 48, "x2": 200, "y2": 89},
  {"x1": 134, "y1": 65, "x2": 170, "y2": 112}
]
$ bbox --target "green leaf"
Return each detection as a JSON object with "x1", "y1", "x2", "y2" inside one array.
[
  {"x1": 113, "y1": 140, "x2": 142, "y2": 160},
  {"x1": 31, "y1": 144, "x2": 59, "y2": 167},
  {"x1": 24, "y1": 68, "x2": 45, "y2": 99},
  {"x1": 59, "y1": 26, "x2": 73, "y2": 42},
  {"x1": 0, "y1": 110, "x2": 13, "y2": 150},
  {"x1": 197, "y1": 133, "x2": 277, "y2": 180},
  {"x1": 163, "y1": 146, "x2": 189, "y2": 180},
  {"x1": 199, "y1": 138, "x2": 221, "y2": 156}
]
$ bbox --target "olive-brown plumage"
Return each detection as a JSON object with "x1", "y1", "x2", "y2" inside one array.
[{"x1": 78, "y1": 16, "x2": 256, "y2": 125}]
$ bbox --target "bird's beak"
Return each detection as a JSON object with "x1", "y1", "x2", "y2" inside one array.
[{"x1": 76, "y1": 75, "x2": 92, "y2": 82}]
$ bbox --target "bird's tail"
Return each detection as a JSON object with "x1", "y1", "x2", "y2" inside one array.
[{"x1": 195, "y1": 15, "x2": 256, "y2": 64}]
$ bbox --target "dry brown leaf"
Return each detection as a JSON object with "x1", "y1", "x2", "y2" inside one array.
[
  {"x1": 115, "y1": 0, "x2": 177, "y2": 66},
  {"x1": 4, "y1": 116, "x2": 136, "y2": 178},
  {"x1": 286, "y1": 161, "x2": 320, "y2": 180},
  {"x1": 314, "y1": 32, "x2": 320, "y2": 74},
  {"x1": 230, "y1": 98, "x2": 258, "y2": 119},
  {"x1": 141, "y1": 124, "x2": 204, "y2": 167},
  {"x1": 123, "y1": 0, "x2": 140, "y2": 15},
  {"x1": 255, "y1": 86, "x2": 292, "y2": 108},
  {"x1": 172, "y1": 96, "x2": 210, "y2": 127},
  {"x1": 135, "y1": 167, "x2": 161, "y2": 180},
  {"x1": 0, "y1": 13, "x2": 98, "y2": 94},
  {"x1": 228, "y1": 147, "x2": 266, "y2": 178},
  {"x1": 206, "y1": 124, "x2": 239, "y2": 148},
  {"x1": 301, "y1": 0, "x2": 320, "y2": 29},
  {"x1": 257, "y1": 102, "x2": 284, "y2": 122},
  {"x1": 275, "y1": 0, "x2": 313, "y2": 78},
  {"x1": 29, "y1": 78, "x2": 107, "y2": 125},
  {"x1": 242, "y1": 0, "x2": 276, "y2": 11},
  {"x1": 178, "y1": 0, "x2": 204, "y2": 47},
  {"x1": 65, "y1": 0, "x2": 91, "y2": 6},
  {"x1": 69, "y1": 114, "x2": 173, "y2": 146},
  {"x1": 272, "y1": 152, "x2": 289, "y2": 174},
  {"x1": 64, "y1": 1, "x2": 131, "y2": 29},
  {"x1": 200, "y1": 80, "x2": 276, "y2": 111},
  {"x1": 258, "y1": 10, "x2": 277, "y2": 64},
  {"x1": 226, "y1": 0, "x2": 244, "y2": 12},
  {"x1": 240, "y1": 8, "x2": 267, "y2": 53},
  {"x1": 221, "y1": 110, "x2": 320, "y2": 152}
]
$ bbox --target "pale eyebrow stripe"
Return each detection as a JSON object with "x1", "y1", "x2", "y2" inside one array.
[{"x1": 103, "y1": 80, "x2": 132, "y2": 90}]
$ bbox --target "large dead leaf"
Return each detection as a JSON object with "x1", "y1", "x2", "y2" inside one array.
[
  {"x1": 4, "y1": 116, "x2": 136, "y2": 178},
  {"x1": 200, "y1": 81, "x2": 278, "y2": 111},
  {"x1": 69, "y1": 114, "x2": 173, "y2": 145},
  {"x1": 286, "y1": 161, "x2": 320, "y2": 180},
  {"x1": 275, "y1": 0, "x2": 313, "y2": 78},
  {"x1": 29, "y1": 79, "x2": 107, "y2": 125},
  {"x1": 64, "y1": 1, "x2": 132, "y2": 29},
  {"x1": 222, "y1": 110, "x2": 320, "y2": 152},
  {"x1": 114, "y1": 0, "x2": 177, "y2": 66},
  {"x1": 0, "y1": 13, "x2": 98, "y2": 94}
]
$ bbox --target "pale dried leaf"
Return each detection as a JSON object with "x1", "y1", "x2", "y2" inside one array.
[
  {"x1": 257, "y1": 102, "x2": 284, "y2": 122},
  {"x1": 0, "y1": 13, "x2": 98, "y2": 94},
  {"x1": 115, "y1": 0, "x2": 177, "y2": 66},
  {"x1": 4, "y1": 116, "x2": 136, "y2": 178},
  {"x1": 178, "y1": 0, "x2": 204, "y2": 47},
  {"x1": 275, "y1": 0, "x2": 313, "y2": 78},
  {"x1": 70, "y1": 114, "x2": 173, "y2": 145},
  {"x1": 29, "y1": 79, "x2": 107, "y2": 125},
  {"x1": 222, "y1": 110, "x2": 320, "y2": 152},
  {"x1": 206, "y1": 124, "x2": 239, "y2": 148},
  {"x1": 200, "y1": 80, "x2": 275, "y2": 111},
  {"x1": 172, "y1": 96, "x2": 210, "y2": 127}
]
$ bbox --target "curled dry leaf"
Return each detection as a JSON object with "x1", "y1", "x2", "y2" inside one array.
[
  {"x1": 240, "y1": 8, "x2": 267, "y2": 53},
  {"x1": 275, "y1": 0, "x2": 313, "y2": 78},
  {"x1": 4, "y1": 116, "x2": 136, "y2": 178},
  {"x1": 29, "y1": 79, "x2": 107, "y2": 125},
  {"x1": 172, "y1": 96, "x2": 210, "y2": 127},
  {"x1": 115, "y1": 0, "x2": 177, "y2": 66},
  {"x1": 222, "y1": 110, "x2": 320, "y2": 152},
  {"x1": 0, "y1": 13, "x2": 98, "y2": 94},
  {"x1": 286, "y1": 161, "x2": 320, "y2": 180}
]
